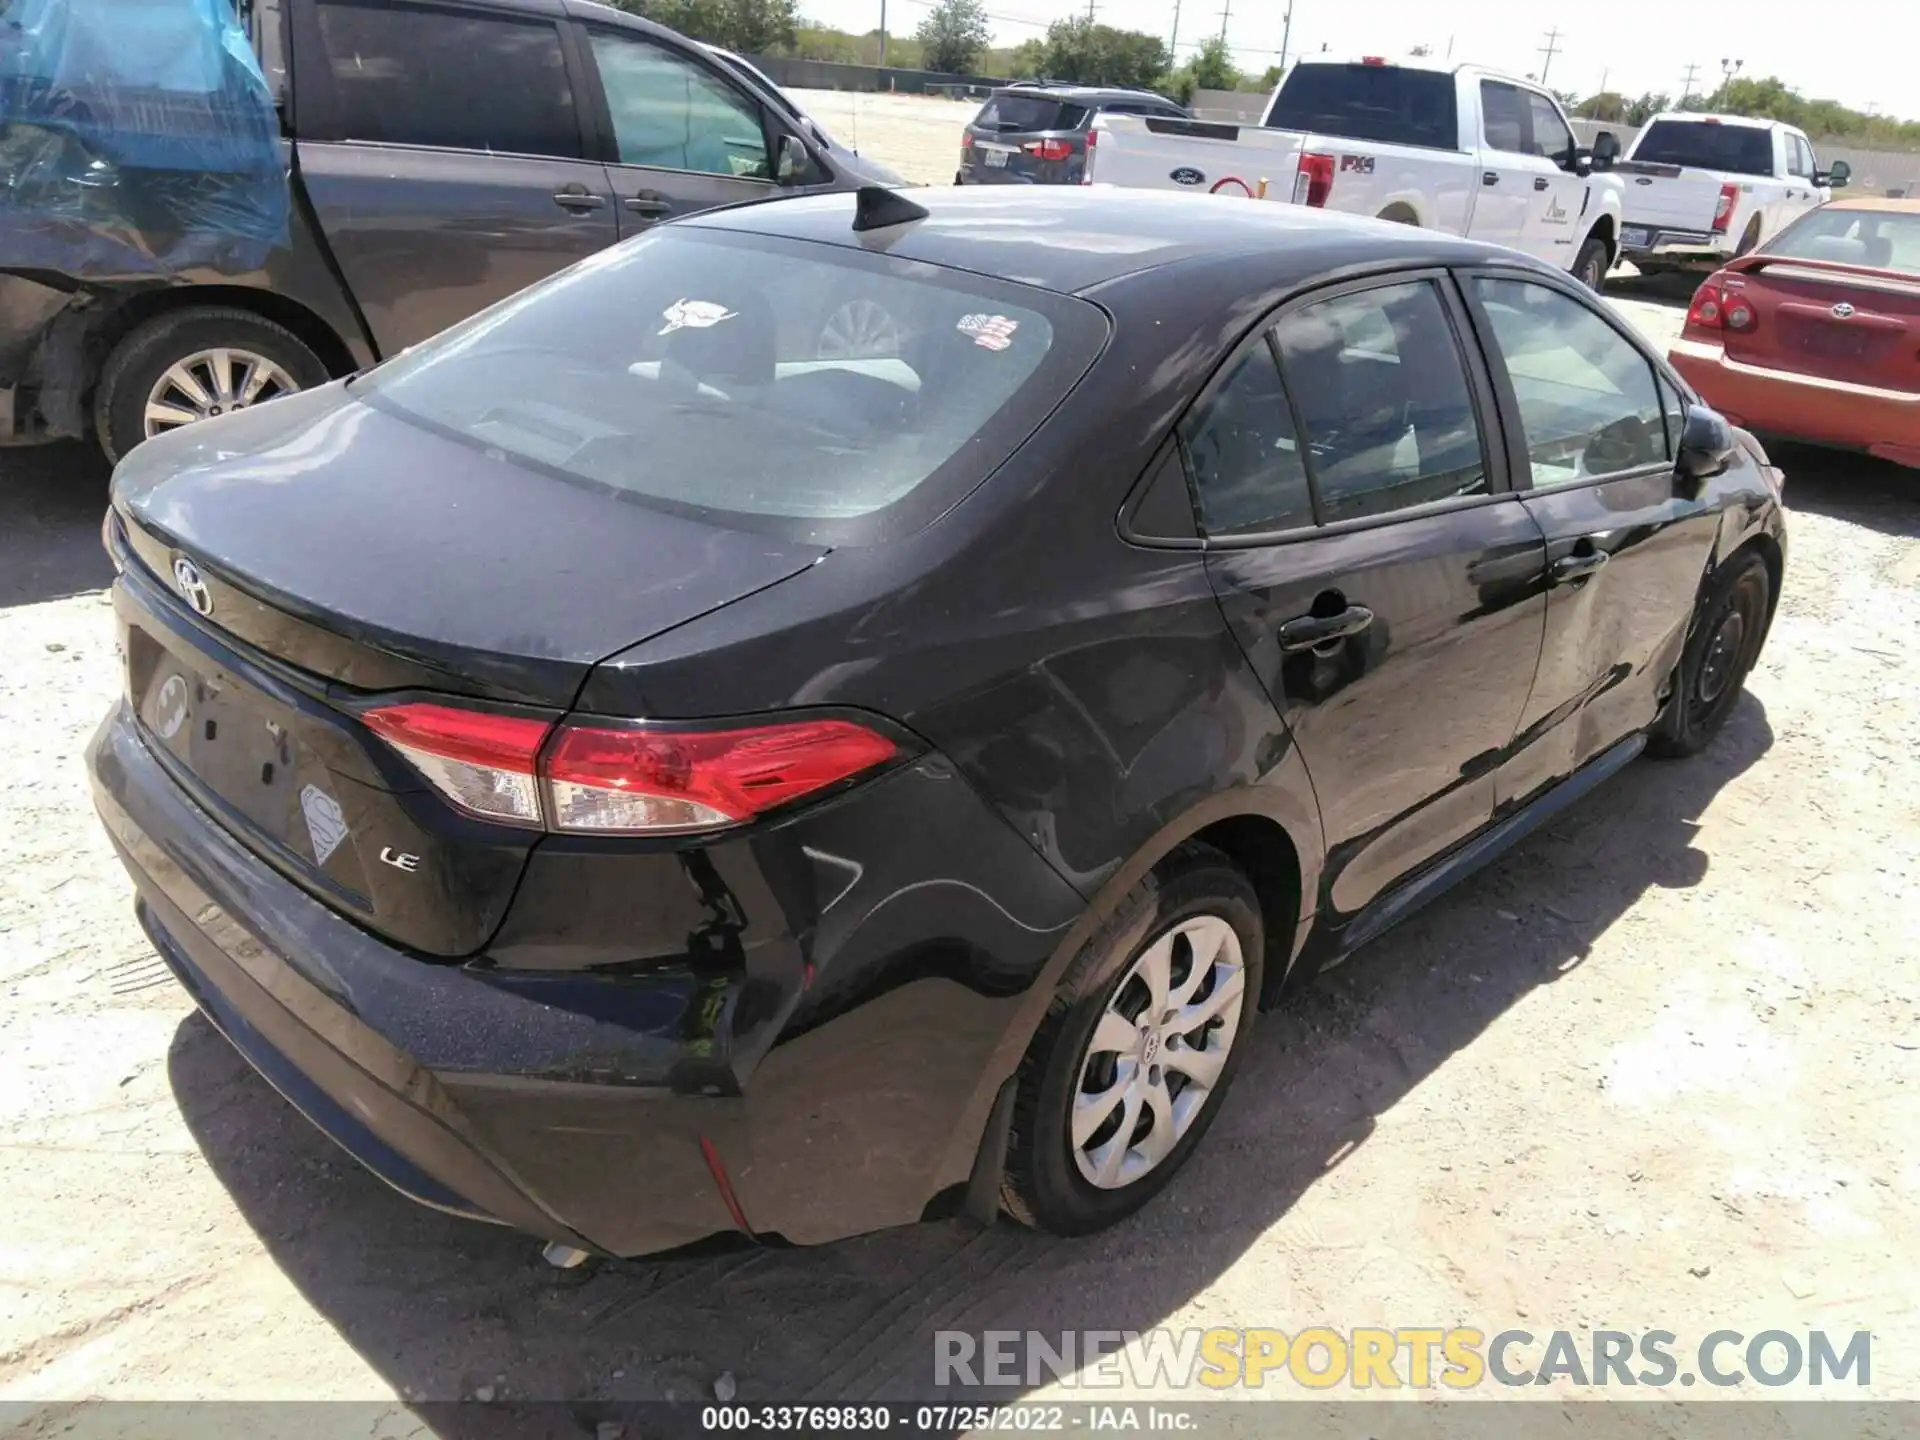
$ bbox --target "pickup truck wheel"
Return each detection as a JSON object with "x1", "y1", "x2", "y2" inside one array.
[
  {"x1": 1573, "y1": 234, "x2": 1611, "y2": 291},
  {"x1": 94, "y1": 309, "x2": 329, "y2": 463}
]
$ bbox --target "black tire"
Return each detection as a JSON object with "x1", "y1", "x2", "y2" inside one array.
[
  {"x1": 94, "y1": 307, "x2": 330, "y2": 463},
  {"x1": 1573, "y1": 232, "x2": 1612, "y2": 291},
  {"x1": 1648, "y1": 551, "x2": 1772, "y2": 759},
  {"x1": 1000, "y1": 843, "x2": 1266, "y2": 1236}
]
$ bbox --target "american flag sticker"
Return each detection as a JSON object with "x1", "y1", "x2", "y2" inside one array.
[{"x1": 957, "y1": 313, "x2": 1020, "y2": 351}]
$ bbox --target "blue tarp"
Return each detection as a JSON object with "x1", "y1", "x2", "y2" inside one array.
[{"x1": 0, "y1": 0, "x2": 288, "y2": 279}]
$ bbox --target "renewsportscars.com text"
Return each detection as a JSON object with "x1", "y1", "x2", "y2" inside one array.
[{"x1": 934, "y1": 1327, "x2": 1872, "y2": 1390}]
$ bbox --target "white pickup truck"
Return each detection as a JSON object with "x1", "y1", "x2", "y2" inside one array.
[
  {"x1": 1613, "y1": 112, "x2": 1850, "y2": 274},
  {"x1": 1083, "y1": 56, "x2": 1627, "y2": 287}
]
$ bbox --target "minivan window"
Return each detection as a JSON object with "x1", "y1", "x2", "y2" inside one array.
[
  {"x1": 1273, "y1": 281, "x2": 1489, "y2": 521},
  {"x1": 353, "y1": 229, "x2": 1102, "y2": 541},
  {"x1": 589, "y1": 31, "x2": 770, "y2": 178},
  {"x1": 1632, "y1": 120, "x2": 1775, "y2": 177},
  {"x1": 313, "y1": 2, "x2": 581, "y2": 158},
  {"x1": 975, "y1": 95, "x2": 1088, "y2": 132},
  {"x1": 1267, "y1": 65, "x2": 1459, "y2": 151}
]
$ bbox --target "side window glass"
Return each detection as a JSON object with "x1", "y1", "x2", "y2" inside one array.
[
  {"x1": 1658, "y1": 376, "x2": 1689, "y2": 460},
  {"x1": 1480, "y1": 81, "x2": 1527, "y2": 154},
  {"x1": 1182, "y1": 342, "x2": 1314, "y2": 536},
  {"x1": 1525, "y1": 91, "x2": 1575, "y2": 167},
  {"x1": 1273, "y1": 281, "x2": 1490, "y2": 522},
  {"x1": 1471, "y1": 277, "x2": 1667, "y2": 486},
  {"x1": 1794, "y1": 138, "x2": 1815, "y2": 178},
  {"x1": 588, "y1": 32, "x2": 771, "y2": 179},
  {"x1": 314, "y1": 2, "x2": 580, "y2": 157}
]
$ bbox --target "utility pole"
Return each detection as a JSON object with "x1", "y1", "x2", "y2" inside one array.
[
  {"x1": 1169, "y1": 0, "x2": 1181, "y2": 56},
  {"x1": 1678, "y1": 62, "x2": 1700, "y2": 108},
  {"x1": 1085, "y1": 0, "x2": 1095, "y2": 22},
  {"x1": 877, "y1": 0, "x2": 886, "y2": 65},
  {"x1": 1537, "y1": 27, "x2": 1561, "y2": 85},
  {"x1": 1277, "y1": 1, "x2": 1293, "y2": 72},
  {"x1": 1218, "y1": 0, "x2": 1230, "y2": 43}
]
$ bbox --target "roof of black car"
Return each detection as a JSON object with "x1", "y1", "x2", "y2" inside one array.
[
  {"x1": 995, "y1": 82, "x2": 1175, "y2": 103},
  {"x1": 681, "y1": 187, "x2": 1521, "y2": 296}
]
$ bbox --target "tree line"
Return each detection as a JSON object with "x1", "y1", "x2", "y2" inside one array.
[{"x1": 1567, "y1": 76, "x2": 1918, "y2": 149}]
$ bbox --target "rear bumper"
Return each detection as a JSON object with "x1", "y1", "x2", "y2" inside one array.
[
  {"x1": 1669, "y1": 337, "x2": 1920, "y2": 467},
  {"x1": 89, "y1": 700, "x2": 1085, "y2": 1256},
  {"x1": 1620, "y1": 227, "x2": 1728, "y2": 267}
]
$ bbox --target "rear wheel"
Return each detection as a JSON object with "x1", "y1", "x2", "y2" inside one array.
[
  {"x1": 1000, "y1": 844, "x2": 1264, "y2": 1235},
  {"x1": 1573, "y1": 232, "x2": 1612, "y2": 291},
  {"x1": 94, "y1": 308, "x2": 329, "y2": 463},
  {"x1": 1649, "y1": 551, "x2": 1771, "y2": 758}
]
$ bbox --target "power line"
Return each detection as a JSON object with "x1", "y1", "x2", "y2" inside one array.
[{"x1": 1537, "y1": 26, "x2": 1561, "y2": 85}]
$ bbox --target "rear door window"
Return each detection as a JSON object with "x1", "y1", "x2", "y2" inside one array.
[
  {"x1": 350, "y1": 226, "x2": 1107, "y2": 543},
  {"x1": 1632, "y1": 120, "x2": 1775, "y2": 176},
  {"x1": 1267, "y1": 64, "x2": 1459, "y2": 150},
  {"x1": 312, "y1": 1, "x2": 581, "y2": 157},
  {"x1": 974, "y1": 94, "x2": 1088, "y2": 132},
  {"x1": 1273, "y1": 281, "x2": 1490, "y2": 521},
  {"x1": 1182, "y1": 343, "x2": 1315, "y2": 536}
]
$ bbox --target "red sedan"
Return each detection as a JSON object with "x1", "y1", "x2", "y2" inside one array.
[{"x1": 1668, "y1": 197, "x2": 1920, "y2": 469}]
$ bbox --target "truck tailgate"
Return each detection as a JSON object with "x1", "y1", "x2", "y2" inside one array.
[
  {"x1": 1615, "y1": 163, "x2": 1720, "y2": 233},
  {"x1": 1088, "y1": 114, "x2": 1305, "y2": 199}
]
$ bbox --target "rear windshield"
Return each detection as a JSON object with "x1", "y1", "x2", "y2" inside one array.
[
  {"x1": 1266, "y1": 64, "x2": 1458, "y2": 150},
  {"x1": 1766, "y1": 208, "x2": 1920, "y2": 274},
  {"x1": 975, "y1": 94, "x2": 1088, "y2": 132},
  {"x1": 351, "y1": 227, "x2": 1103, "y2": 544},
  {"x1": 1632, "y1": 120, "x2": 1775, "y2": 177}
]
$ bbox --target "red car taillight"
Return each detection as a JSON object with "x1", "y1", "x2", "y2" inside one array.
[
  {"x1": 1025, "y1": 138, "x2": 1074, "y2": 162},
  {"x1": 1711, "y1": 182, "x2": 1740, "y2": 235},
  {"x1": 362, "y1": 702, "x2": 898, "y2": 835},
  {"x1": 1293, "y1": 151, "x2": 1335, "y2": 208},
  {"x1": 1684, "y1": 279, "x2": 1725, "y2": 331}
]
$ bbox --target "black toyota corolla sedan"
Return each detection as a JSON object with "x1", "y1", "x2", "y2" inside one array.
[{"x1": 89, "y1": 186, "x2": 1785, "y2": 1259}]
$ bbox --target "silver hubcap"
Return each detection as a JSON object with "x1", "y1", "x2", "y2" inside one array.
[
  {"x1": 143, "y1": 348, "x2": 299, "y2": 438},
  {"x1": 1072, "y1": 915, "x2": 1246, "y2": 1190},
  {"x1": 817, "y1": 300, "x2": 901, "y2": 360}
]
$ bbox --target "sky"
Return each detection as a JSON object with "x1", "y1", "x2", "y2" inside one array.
[{"x1": 826, "y1": 0, "x2": 1917, "y2": 120}]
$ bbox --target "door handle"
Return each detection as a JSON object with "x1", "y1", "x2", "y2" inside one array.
[
  {"x1": 623, "y1": 195, "x2": 673, "y2": 218},
  {"x1": 1533, "y1": 175, "x2": 1550, "y2": 191},
  {"x1": 1550, "y1": 550, "x2": 1610, "y2": 583},
  {"x1": 1278, "y1": 605, "x2": 1374, "y2": 653},
  {"x1": 1482, "y1": 171, "x2": 1500, "y2": 186},
  {"x1": 552, "y1": 185, "x2": 606, "y2": 211}
]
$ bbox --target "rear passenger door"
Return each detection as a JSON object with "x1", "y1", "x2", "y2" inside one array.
[
  {"x1": 293, "y1": 0, "x2": 617, "y2": 355},
  {"x1": 574, "y1": 24, "x2": 787, "y2": 236},
  {"x1": 1192, "y1": 274, "x2": 1549, "y2": 923},
  {"x1": 1461, "y1": 270, "x2": 1722, "y2": 810}
]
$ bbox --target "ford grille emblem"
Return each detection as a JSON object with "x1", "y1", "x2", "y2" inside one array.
[
  {"x1": 172, "y1": 557, "x2": 213, "y2": 617},
  {"x1": 1170, "y1": 166, "x2": 1205, "y2": 187},
  {"x1": 1831, "y1": 302, "x2": 1856, "y2": 319}
]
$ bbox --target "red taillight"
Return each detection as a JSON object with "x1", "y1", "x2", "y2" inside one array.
[
  {"x1": 1711, "y1": 183, "x2": 1740, "y2": 234},
  {"x1": 1724, "y1": 298, "x2": 1756, "y2": 331},
  {"x1": 361, "y1": 702, "x2": 898, "y2": 835},
  {"x1": 1293, "y1": 151, "x2": 1335, "y2": 207},
  {"x1": 1361, "y1": 55, "x2": 1387, "y2": 65},
  {"x1": 1025, "y1": 137, "x2": 1073, "y2": 162},
  {"x1": 1684, "y1": 280, "x2": 1725, "y2": 332}
]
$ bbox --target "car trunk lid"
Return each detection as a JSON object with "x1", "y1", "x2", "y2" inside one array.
[
  {"x1": 110, "y1": 383, "x2": 824, "y2": 956},
  {"x1": 1719, "y1": 255, "x2": 1920, "y2": 393},
  {"x1": 1614, "y1": 165, "x2": 1721, "y2": 232}
]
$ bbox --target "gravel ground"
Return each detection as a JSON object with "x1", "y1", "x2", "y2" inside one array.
[{"x1": 3, "y1": 95, "x2": 1919, "y2": 1424}]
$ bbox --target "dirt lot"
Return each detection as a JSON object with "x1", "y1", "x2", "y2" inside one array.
[{"x1": 3, "y1": 91, "x2": 1919, "y2": 1426}]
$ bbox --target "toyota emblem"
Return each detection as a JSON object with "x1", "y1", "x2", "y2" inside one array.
[
  {"x1": 1831, "y1": 302, "x2": 1856, "y2": 319},
  {"x1": 172, "y1": 556, "x2": 213, "y2": 617}
]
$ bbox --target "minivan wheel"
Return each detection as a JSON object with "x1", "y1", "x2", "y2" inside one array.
[
  {"x1": 1001, "y1": 844, "x2": 1264, "y2": 1235},
  {"x1": 1574, "y1": 234, "x2": 1611, "y2": 291},
  {"x1": 1649, "y1": 551, "x2": 1771, "y2": 759},
  {"x1": 95, "y1": 308, "x2": 330, "y2": 463}
]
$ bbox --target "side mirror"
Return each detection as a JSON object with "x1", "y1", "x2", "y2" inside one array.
[
  {"x1": 1591, "y1": 131, "x2": 1620, "y2": 170},
  {"x1": 1676, "y1": 404, "x2": 1736, "y2": 484},
  {"x1": 776, "y1": 133, "x2": 810, "y2": 185},
  {"x1": 1572, "y1": 148, "x2": 1593, "y2": 177},
  {"x1": 1820, "y1": 158, "x2": 1850, "y2": 189}
]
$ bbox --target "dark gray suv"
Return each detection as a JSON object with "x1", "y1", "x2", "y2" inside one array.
[{"x1": 957, "y1": 82, "x2": 1190, "y2": 186}]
